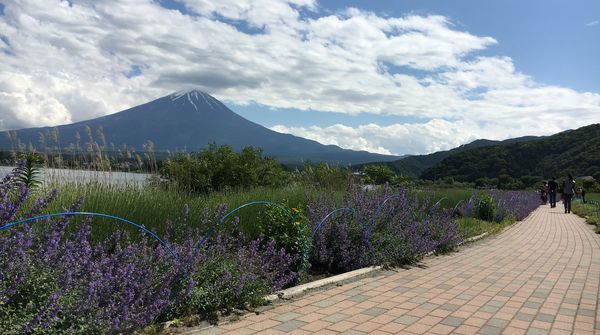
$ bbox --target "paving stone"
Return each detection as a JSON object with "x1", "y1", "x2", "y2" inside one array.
[
  {"x1": 273, "y1": 320, "x2": 306, "y2": 332},
  {"x1": 486, "y1": 318, "x2": 509, "y2": 328},
  {"x1": 344, "y1": 288, "x2": 363, "y2": 296},
  {"x1": 480, "y1": 305, "x2": 500, "y2": 313},
  {"x1": 515, "y1": 313, "x2": 536, "y2": 322},
  {"x1": 436, "y1": 284, "x2": 453, "y2": 290},
  {"x1": 322, "y1": 313, "x2": 350, "y2": 323},
  {"x1": 498, "y1": 290, "x2": 514, "y2": 297},
  {"x1": 579, "y1": 309, "x2": 595, "y2": 317},
  {"x1": 363, "y1": 307, "x2": 387, "y2": 316},
  {"x1": 194, "y1": 328, "x2": 227, "y2": 335},
  {"x1": 347, "y1": 294, "x2": 370, "y2": 303},
  {"x1": 441, "y1": 316, "x2": 465, "y2": 327},
  {"x1": 525, "y1": 328, "x2": 549, "y2": 335},
  {"x1": 440, "y1": 303, "x2": 461, "y2": 311},
  {"x1": 273, "y1": 312, "x2": 302, "y2": 322},
  {"x1": 394, "y1": 315, "x2": 420, "y2": 325},
  {"x1": 535, "y1": 313, "x2": 555, "y2": 323},
  {"x1": 340, "y1": 330, "x2": 367, "y2": 335},
  {"x1": 524, "y1": 301, "x2": 542, "y2": 309},
  {"x1": 479, "y1": 325, "x2": 503, "y2": 335},
  {"x1": 558, "y1": 308, "x2": 577, "y2": 316},
  {"x1": 313, "y1": 299, "x2": 336, "y2": 308},
  {"x1": 420, "y1": 302, "x2": 439, "y2": 310},
  {"x1": 487, "y1": 300, "x2": 504, "y2": 307},
  {"x1": 563, "y1": 298, "x2": 579, "y2": 304}
]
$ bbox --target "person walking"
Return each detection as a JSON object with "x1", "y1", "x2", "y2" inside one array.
[
  {"x1": 548, "y1": 177, "x2": 558, "y2": 208},
  {"x1": 540, "y1": 182, "x2": 548, "y2": 204},
  {"x1": 562, "y1": 174, "x2": 576, "y2": 213}
]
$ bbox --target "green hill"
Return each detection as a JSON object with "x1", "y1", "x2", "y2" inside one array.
[
  {"x1": 359, "y1": 136, "x2": 539, "y2": 178},
  {"x1": 420, "y1": 123, "x2": 600, "y2": 182}
]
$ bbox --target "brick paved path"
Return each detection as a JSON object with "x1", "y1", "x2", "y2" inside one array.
[{"x1": 187, "y1": 205, "x2": 600, "y2": 335}]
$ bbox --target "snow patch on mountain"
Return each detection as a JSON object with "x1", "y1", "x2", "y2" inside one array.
[{"x1": 170, "y1": 89, "x2": 221, "y2": 111}]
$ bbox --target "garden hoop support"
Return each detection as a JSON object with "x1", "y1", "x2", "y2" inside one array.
[
  {"x1": 186, "y1": 201, "x2": 304, "y2": 275},
  {"x1": 0, "y1": 212, "x2": 181, "y2": 266}
]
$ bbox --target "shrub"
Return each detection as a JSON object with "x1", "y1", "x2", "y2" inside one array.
[
  {"x1": 294, "y1": 163, "x2": 351, "y2": 190},
  {"x1": 175, "y1": 233, "x2": 297, "y2": 320},
  {"x1": 306, "y1": 181, "x2": 463, "y2": 272},
  {"x1": 160, "y1": 144, "x2": 291, "y2": 194},
  {"x1": 255, "y1": 204, "x2": 311, "y2": 271},
  {"x1": 477, "y1": 195, "x2": 497, "y2": 222}
]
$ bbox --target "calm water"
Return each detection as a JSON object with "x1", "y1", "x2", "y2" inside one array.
[{"x1": 0, "y1": 166, "x2": 152, "y2": 187}]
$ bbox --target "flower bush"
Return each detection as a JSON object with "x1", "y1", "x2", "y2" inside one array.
[
  {"x1": 254, "y1": 203, "x2": 311, "y2": 270},
  {"x1": 175, "y1": 232, "x2": 297, "y2": 321},
  {"x1": 456, "y1": 190, "x2": 539, "y2": 223},
  {"x1": 306, "y1": 182, "x2": 463, "y2": 272},
  {"x1": 0, "y1": 162, "x2": 298, "y2": 333},
  {"x1": 0, "y1": 162, "x2": 193, "y2": 334}
]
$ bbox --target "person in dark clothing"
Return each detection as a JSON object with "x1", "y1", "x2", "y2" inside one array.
[
  {"x1": 540, "y1": 182, "x2": 548, "y2": 204},
  {"x1": 562, "y1": 174, "x2": 576, "y2": 213},
  {"x1": 581, "y1": 187, "x2": 586, "y2": 203},
  {"x1": 548, "y1": 177, "x2": 558, "y2": 208}
]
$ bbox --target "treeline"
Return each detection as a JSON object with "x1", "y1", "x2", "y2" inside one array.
[{"x1": 421, "y1": 124, "x2": 600, "y2": 186}]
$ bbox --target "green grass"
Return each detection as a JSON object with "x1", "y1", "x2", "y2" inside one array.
[
  {"x1": 584, "y1": 192, "x2": 600, "y2": 202},
  {"x1": 458, "y1": 216, "x2": 516, "y2": 238},
  {"x1": 415, "y1": 187, "x2": 479, "y2": 210},
  {"x1": 34, "y1": 180, "x2": 342, "y2": 242},
  {"x1": 572, "y1": 197, "x2": 600, "y2": 234}
]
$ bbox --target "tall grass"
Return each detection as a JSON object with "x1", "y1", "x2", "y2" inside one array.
[
  {"x1": 38, "y1": 180, "x2": 343, "y2": 242},
  {"x1": 415, "y1": 187, "x2": 481, "y2": 209}
]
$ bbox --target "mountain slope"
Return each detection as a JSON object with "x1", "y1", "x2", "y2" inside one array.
[
  {"x1": 360, "y1": 136, "x2": 540, "y2": 178},
  {"x1": 421, "y1": 124, "x2": 600, "y2": 181},
  {"x1": 0, "y1": 90, "x2": 398, "y2": 165}
]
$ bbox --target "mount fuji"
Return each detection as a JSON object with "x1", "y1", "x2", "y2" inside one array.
[{"x1": 0, "y1": 90, "x2": 399, "y2": 165}]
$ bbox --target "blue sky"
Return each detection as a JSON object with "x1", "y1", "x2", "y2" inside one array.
[{"x1": 0, "y1": 0, "x2": 599, "y2": 155}]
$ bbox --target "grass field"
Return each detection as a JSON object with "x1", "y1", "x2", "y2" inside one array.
[
  {"x1": 572, "y1": 193, "x2": 600, "y2": 233},
  {"x1": 35, "y1": 181, "x2": 346, "y2": 242}
]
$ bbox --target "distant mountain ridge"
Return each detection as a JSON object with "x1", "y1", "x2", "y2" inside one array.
[
  {"x1": 360, "y1": 135, "x2": 541, "y2": 178},
  {"x1": 421, "y1": 124, "x2": 600, "y2": 181},
  {"x1": 0, "y1": 90, "x2": 398, "y2": 165}
]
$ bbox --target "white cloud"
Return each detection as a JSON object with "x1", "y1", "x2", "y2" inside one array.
[
  {"x1": 585, "y1": 20, "x2": 599, "y2": 26},
  {"x1": 0, "y1": 0, "x2": 599, "y2": 155},
  {"x1": 271, "y1": 120, "x2": 481, "y2": 155}
]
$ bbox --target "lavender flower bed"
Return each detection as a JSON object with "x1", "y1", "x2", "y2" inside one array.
[
  {"x1": 0, "y1": 163, "x2": 296, "y2": 334},
  {"x1": 307, "y1": 181, "x2": 463, "y2": 273},
  {"x1": 456, "y1": 189, "x2": 540, "y2": 223}
]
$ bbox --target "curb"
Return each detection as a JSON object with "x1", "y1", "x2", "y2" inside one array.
[{"x1": 265, "y1": 265, "x2": 383, "y2": 303}]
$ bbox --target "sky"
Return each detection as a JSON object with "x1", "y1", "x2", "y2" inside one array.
[{"x1": 0, "y1": 0, "x2": 599, "y2": 156}]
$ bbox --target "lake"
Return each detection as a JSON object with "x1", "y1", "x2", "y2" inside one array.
[{"x1": 0, "y1": 166, "x2": 152, "y2": 187}]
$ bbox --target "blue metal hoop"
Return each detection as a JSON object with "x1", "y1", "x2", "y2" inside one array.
[{"x1": 0, "y1": 212, "x2": 180, "y2": 265}]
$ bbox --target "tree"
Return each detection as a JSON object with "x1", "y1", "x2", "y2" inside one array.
[
  {"x1": 160, "y1": 144, "x2": 290, "y2": 193},
  {"x1": 363, "y1": 164, "x2": 396, "y2": 185}
]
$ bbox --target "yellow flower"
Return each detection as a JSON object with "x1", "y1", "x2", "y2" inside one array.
[
  {"x1": 294, "y1": 221, "x2": 301, "y2": 225},
  {"x1": 291, "y1": 207, "x2": 300, "y2": 213}
]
